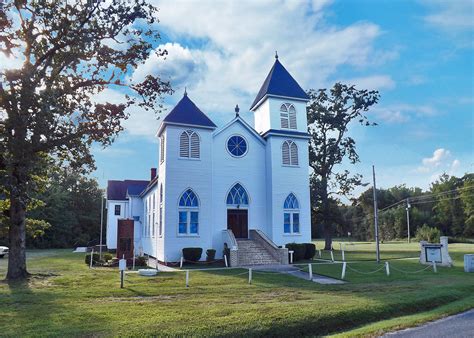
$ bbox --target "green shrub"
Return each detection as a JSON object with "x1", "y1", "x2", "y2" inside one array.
[
  {"x1": 135, "y1": 256, "x2": 147, "y2": 266},
  {"x1": 206, "y1": 249, "x2": 216, "y2": 261},
  {"x1": 285, "y1": 243, "x2": 305, "y2": 261},
  {"x1": 303, "y1": 243, "x2": 316, "y2": 259},
  {"x1": 182, "y1": 247, "x2": 203, "y2": 262},
  {"x1": 415, "y1": 224, "x2": 441, "y2": 243},
  {"x1": 85, "y1": 253, "x2": 100, "y2": 265},
  {"x1": 103, "y1": 252, "x2": 113, "y2": 261}
]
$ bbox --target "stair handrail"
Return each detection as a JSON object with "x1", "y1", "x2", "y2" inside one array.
[{"x1": 222, "y1": 229, "x2": 238, "y2": 250}]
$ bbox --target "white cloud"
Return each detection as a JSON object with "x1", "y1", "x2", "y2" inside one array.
[
  {"x1": 338, "y1": 75, "x2": 396, "y2": 91},
  {"x1": 371, "y1": 104, "x2": 437, "y2": 124},
  {"x1": 134, "y1": 0, "x2": 395, "y2": 125},
  {"x1": 416, "y1": 148, "x2": 463, "y2": 181},
  {"x1": 423, "y1": 0, "x2": 474, "y2": 31}
]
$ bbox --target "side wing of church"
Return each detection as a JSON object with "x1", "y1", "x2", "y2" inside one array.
[{"x1": 106, "y1": 56, "x2": 312, "y2": 265}]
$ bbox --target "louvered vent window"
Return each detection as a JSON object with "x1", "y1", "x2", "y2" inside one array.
[
  {"x1": 280, "y1": 103, "x2": 297, "y2": 129},
  {"x1": 282, "y1": 140, "x2": 298, "y2": 166},
  {"x1": 179, "y1": 130, "x2": 200, "y2": 159}
]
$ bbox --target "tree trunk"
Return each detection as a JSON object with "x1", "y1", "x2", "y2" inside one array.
[
  {"x1": 7, "y1": 194, "x2": 28, "y2": 280},
  {"x1": 320, "y1": 177, "x2": 333, "y2": 250}
]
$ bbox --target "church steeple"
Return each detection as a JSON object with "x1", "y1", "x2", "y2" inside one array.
[{"x1": 249, "y1": 56, "x2": 309, "y2": 111}]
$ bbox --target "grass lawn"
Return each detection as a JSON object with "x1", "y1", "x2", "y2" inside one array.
[{"x1": 1, "y1": 242, "x2": 473, "y2": 337}]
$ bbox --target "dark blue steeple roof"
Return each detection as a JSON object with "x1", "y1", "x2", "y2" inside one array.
[
  {"x1": 163, "y1": 92, "x2": 216, "y2": 128},
  {"x1": 250, "y1": 58, "x2": 309, "y2": 111}
]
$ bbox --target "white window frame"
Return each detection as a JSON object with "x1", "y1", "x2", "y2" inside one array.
[
  {"x1": 177, "y1": 189, "x2": 200, "y2": 236},
  {"x1": 280, "y1": 103, "x2": 297, "y2": 129},
  {"x1": 282, "y1": 140, "x2": 299, "y2": 166},
  {"x1": 179, "y1": 130, "x2": 200, "y2": 159}
]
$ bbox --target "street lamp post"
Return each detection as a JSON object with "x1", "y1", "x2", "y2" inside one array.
[{"x1": 99, "y1": 190, "x2": 105, "y2": 260}]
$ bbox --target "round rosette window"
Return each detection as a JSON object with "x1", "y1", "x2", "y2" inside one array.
[{"x1": 227, "y1": 135, "x2": 248, "y2": 157}]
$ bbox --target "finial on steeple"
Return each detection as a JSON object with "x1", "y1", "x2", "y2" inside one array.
[
  {"x1": 184, "y1": 87, "x2": 187, "y2": 96},
  {"x1": 275, "y1": 50, "x2": 278, "y2": 59},
  {"x1": 235, "y1": 104, "x2": 240, "y2": 117}
]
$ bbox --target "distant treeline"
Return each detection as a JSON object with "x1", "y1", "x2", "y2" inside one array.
[
  {"x1": 0, "y1": 168, "x2": 104, "y2": 248},
  {"x1": 312, "y1": 173, "x2": 474, "y2": 241}
]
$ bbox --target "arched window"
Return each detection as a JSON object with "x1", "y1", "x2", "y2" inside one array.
[
  {"x1": 284, "y1": 193, "x2": 300, "y2": 234},
  {"x1": 280, "y1": 103, "x2": 297, "y2": 129},
  {"x1": 226, "y1": 183, "x2": 249, "y2": 206},
  {"x1": 282, "y1": 140, "x2": 298, "y2": 166},
  {"x1": 178, "y1": 189, "x2": 199, "y2": 235},
  {"x1": 160, "y1": 135, "x2": 165, "y2": 164},
  {"x1": 179, "y1": 130, "x2": 200, "y2": 159}
]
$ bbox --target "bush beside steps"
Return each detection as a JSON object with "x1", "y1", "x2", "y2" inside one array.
[{"x1": 285, "y1": 243, "x2": 316, "y2": 262}]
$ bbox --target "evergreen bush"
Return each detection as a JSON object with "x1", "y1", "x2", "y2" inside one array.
[
  {"x1": 182, "y1": 247, "x2": 203, "y2": 262},
  {"x1": 206, "y1": 249, "x2": 216, "y2": 261}
]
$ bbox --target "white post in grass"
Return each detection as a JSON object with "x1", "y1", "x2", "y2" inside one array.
[
  {"x1": 318, "y1": 249, "x2": 322, "y2": 258},
  {"x1": 308, "y1": 264, "x2": 313, "y2": 280},
  {"x1": 224, "y1": 254, "x2": 228, "y2": 267},
  {"x1": 180, "y1": 256, "x2": 184, "y2": 269},
  {"x1": 385, "y1": 261, "x2": 390, "y2": 276},
  {"x1": 132, "y1": 255, "x2": 136, "y2": 270},
  {"x1": 289, "y1": 251, "x2": 294, "y2": 264},
  {"x1": 341, "y1": 262, "x2": 347, "y2": 280},
  {"x1": 185, "y1": 270, "x2": 189, "y2": 287},
  {"x1": 432, "y1": 261, "x2": 437, "y2": 273},
  {"x1": 342, "y1": 249, "x2": 345, "y2": 262},
  {"x1": 248, "y1": 268, "x2": 252, "y2": 284},
  {"x1": 90, "y1": 248, "x2": 94, "y2": 269},
  {"x1": 330, "y1": 250, "x2": 335, "y2": 262}
]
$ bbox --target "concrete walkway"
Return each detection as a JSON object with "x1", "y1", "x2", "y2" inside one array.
[
  {"x1": 146, "y1": 257, "x2": 179, "y2": 272},
  {"x1": 383, "y1": 309, "x2": 474, "y2": 338},
  {"x1": 247, "y1": 264, "x2": 345, "y2": 284}
]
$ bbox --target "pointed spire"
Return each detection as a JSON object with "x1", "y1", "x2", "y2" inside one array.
[
  {"x1": 184, "y1": 87, "x2": 187, "y2": 96},
  {"x1": 235, "y1": 104, "x2": 240, "y2": 117},
  {"x1": 275, "y1": 50, "x2": 278, "y2": 59}
]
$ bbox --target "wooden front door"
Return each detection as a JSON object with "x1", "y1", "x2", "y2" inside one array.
[
  {"x1": 227, "y1": 209, "x2": 248, "y2": 238},
  {"x1": 117, "y1": 219, "x2": 134, "y2": 259}
]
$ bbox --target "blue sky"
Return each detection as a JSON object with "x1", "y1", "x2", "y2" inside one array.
[{"x1": 91, "y1": 0, "x2": 473, "y2": 197}]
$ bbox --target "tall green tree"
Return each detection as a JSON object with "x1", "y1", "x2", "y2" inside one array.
[
  {"x1": 307, "y1": 83, "x2": 379, "y2": 249},
  {"x1": 0, "y1": 1, "x2": 172, "y2": 280},
  {"x1": 460, "y1": 177, "x2": 474, "y2": 237}
]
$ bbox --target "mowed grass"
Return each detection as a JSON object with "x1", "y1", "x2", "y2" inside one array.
[{"x1": 0, "y1": 242, "x2": 473, "y2": 337}]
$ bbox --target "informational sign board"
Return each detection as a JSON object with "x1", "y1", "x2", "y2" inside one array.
[
  {"x1": 425, "y1": 246, "x2": 442, "y2": 263},
  {"x1": 119, "y1": 258, "x2": 127, "y2": 271}
]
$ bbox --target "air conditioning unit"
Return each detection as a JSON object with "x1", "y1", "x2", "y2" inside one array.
[{"x1": 465, "y1": 254, "x2": 474, "y2": 273}]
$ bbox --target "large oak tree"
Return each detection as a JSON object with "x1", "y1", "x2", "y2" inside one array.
[
  {"x1": 307, "y1": 83, "x2": 379, "y2": 250},
  {"x1": 0, "y1": 0, "x2": 172, "y2": 280}
]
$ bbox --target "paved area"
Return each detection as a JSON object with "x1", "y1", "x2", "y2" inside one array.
[
  {"x1": 383, "y1": 309, "x2": 474, "y2": 338},
  {"x1": 247, "y1": 264, "x2": 345, "y2": 284}
]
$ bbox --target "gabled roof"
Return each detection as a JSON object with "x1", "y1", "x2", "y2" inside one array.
[
  {"x1": 250, "y1": 57, "x2": 309, "y2": 111},
  {"x1": 162, "y1": 92, "x2": 217, "y2": 128},
  {"x1": 107, "y1": 180, "x2": 149, "y2": 201},
  {"x1": 213, "y1": 114, "x2": 266, "y2": 145}
]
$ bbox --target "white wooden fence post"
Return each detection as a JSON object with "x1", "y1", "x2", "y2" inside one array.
[
  {"x1": 89, "y1": 248, "x2": 94, "y2": 269},
  {"x1": 385, "y1": 261, "x2": 390, "y2": 276},
  {"x1": 308, "y1": 264, "x2": 313, "y2": 280},
  {"x1": 132, "y1": 255, "x2": 136, "y2": 270},
  {"x1": 432, "y1": 261, "x2": 437, "y2": 273},
  {"x1": 342, "y1": 249, "x2": 345, "y2": 262},
  {"x1": 248, "y1": 268, "x2": 252, "y2": 284},
  {"x1": 341, "y1": 262, "x2": 347, "y2": 280},
  {"x1": 330, "y1": 250, "x2": 335, "y2": 262},
  {"x1": 180, "y1": 256, "x2": 184, "y2": 269},
  {"x1": 224, "y1": 254, "x2": 228, "y2": 267},
  {"x1": 318, "y1": 249, "x2": 322, "y2": 258},
  {"x1": 185, "y1": 270, "x2": 189, "y2": 287},
  {"x1": 289, "y1": 251, "x2": 294, "y2": 264}
]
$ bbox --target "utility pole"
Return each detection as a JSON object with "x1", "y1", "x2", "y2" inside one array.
[
  {"x1": 406, "y1": 198, "x2": 411, "y2": 243},
  {"x1": 99, "y1": 189, "x2": 105, "y2": 260},
  {"x1": 372, "y1": 165, "x2": 380, "y2": 263}
]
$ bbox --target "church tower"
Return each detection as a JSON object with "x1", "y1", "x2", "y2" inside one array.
[{"x1": 250, "y1": 54, "x2": 312, "y2": 245}]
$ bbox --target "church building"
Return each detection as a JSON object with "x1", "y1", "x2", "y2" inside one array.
[{"x1": 106, "y1": 56, "x2": 312, "y2": 265}]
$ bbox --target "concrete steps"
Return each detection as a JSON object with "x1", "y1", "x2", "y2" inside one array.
[{"x1": 236, "y1": 239, "x2": 279, "y2": 266}]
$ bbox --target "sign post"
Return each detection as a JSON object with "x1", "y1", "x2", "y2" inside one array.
[{"x1": 119, "y1": 258, "x2": 126, "y2": 288}]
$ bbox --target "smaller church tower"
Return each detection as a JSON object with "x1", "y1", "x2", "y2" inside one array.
[{"x1": 250, "y1": 54, "x2": 312, "y2": 245}]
